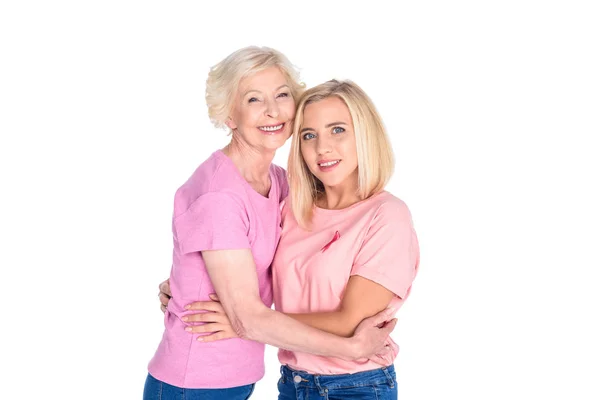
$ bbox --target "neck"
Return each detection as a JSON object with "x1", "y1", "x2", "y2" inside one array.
[
  {"x1": 222, "y1": 135, "x2": 275, "y2": 182},
  {"x1": 318, "y1": 172, "x2": 361, "y2": 210}
]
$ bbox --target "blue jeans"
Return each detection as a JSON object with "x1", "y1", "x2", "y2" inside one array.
[
  {"x1": 278, "y1": 365, "x2": 397, "y2": 399},
  {"x1": 143, "y1": 373, "x2": 255, "y2": 400}
]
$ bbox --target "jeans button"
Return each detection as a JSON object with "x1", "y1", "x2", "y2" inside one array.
[{"x1": 293, "y1": 375, "x2": 302, "y2": 383}]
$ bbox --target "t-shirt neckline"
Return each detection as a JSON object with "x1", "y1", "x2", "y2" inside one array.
[{"x1": 215, "y1": 150, "x2": 275, "y2": 200}]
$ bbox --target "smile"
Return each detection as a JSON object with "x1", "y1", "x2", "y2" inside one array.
[
  {"x1": 317, "y1": 159, "x2": 341, "y2": 172},
  {"x1": 258, "y1": 123, "x2": 284, "y2": 133},
  {"x1": 318, "y1": 160, "x2": 340, "y2": 167}
]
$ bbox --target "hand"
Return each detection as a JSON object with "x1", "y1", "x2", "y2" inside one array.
[
  {"x1": 369, "y1": 337, "x2": 399, "y2": 367},
  {"x1": 183, "y1": 294, "x2": 239, "y2": 342},
  {"x1": 350, "y1": 307, "x2": 398, "y2": 360},
  {"x1": 158, "y1": 279, "x2": 171, "y2": 313}
]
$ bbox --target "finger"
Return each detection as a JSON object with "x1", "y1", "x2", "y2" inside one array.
[
  {"x1": 185, "y1": 301, "x2": 224, "y2": 312},
  {"x1": 208, "y1": 293, "x2": 220, "y2": 302},
  {"x1": 159, "y1": 293, "x2": 170, "y2": 307},
  {"x1": 371, "y1": 307, "x2": 397, "y2": 325},
  {"x1": 378, "y1": 344, "x2": 392, "y2": 354},
  {"x1": 160, "y1": 304, "x2": 167, "y2": 313},
  {"x1": 182, "y1": 312, "x2": 225, "y2": 323},
  {"x1": 198, "y1": 330, "x2": 238, "y2": 342},
  {"x1": 379, "y1": 318, "x2": 398, "y2": 335},
  {"x1": 159, "y1": 279, "x2": 172, "y2": 297},
  {"x1": 185, "y1": 323, "x2": 224, "y2": 334}
]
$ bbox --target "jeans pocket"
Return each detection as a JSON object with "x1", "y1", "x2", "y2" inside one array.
[{"x1": 373, "y1": 382, "x2": 398, "y2": 400}]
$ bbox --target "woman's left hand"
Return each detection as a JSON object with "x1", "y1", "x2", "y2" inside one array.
[{"x1": 183, "y1": 294, "x2": 239, "y2": 342}]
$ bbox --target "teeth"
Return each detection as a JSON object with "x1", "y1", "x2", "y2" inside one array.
[
  {"x1": 319, "y1": 160, "x2": 340, "y2": 167},
  {"x1": 259, "y1": 124, "x2": 283, "y2": 132}
]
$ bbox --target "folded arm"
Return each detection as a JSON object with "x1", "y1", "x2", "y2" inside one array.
[{"x1": 285, "y1": 275, "x2": 396, "y2": 337}]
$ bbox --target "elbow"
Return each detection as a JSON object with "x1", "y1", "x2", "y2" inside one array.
[
  {"x1": 230, "y1": 304, "x2": 265, "y2": 341},
  {"x1": 231, "y1": 317, "x2": 250, "y2": 339},
  {"x1": 339, "y1": 312, "x2": 364, "y2": 338},
  {"x1": 340, "y1": 323, "x2": 359, "y2": 338}
]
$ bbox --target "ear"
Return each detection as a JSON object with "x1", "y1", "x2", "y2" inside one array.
[{"x1": 225, "y1": 117, "x2": 237, "y2": 130}]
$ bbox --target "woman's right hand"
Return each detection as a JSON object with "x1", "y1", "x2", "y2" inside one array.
[
  {"x1": 350, "y1": 308, "x2": 398, "y2": 360},
  {"x1": 369, "y1": 338, "x2": 399, "y2": 366},
  {"x1": 158, "y1": 279, "x2": 171, "y2": 313}
]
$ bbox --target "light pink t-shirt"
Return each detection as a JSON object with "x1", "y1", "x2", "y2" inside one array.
[
  {"x1": 273, "y1": 191, "x2": 420, "y2": 375},
  {"x1": 148, "y1": 150, "x2": 288, "y2": 388}
]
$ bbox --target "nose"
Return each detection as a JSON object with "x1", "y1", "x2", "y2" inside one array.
[
  {"x1": 265, "y1": 98, "x2": 279, "y2": 119},
  {"x1": 316, "y1": 135, "x2": 333, "y2": 155}
]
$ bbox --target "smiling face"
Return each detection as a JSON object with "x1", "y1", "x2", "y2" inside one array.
[
  {"x1": 299, "y1": 96, "x2": 359, "y2": 191},
  {"x1": 226, "y1": 67, "x2": 296, "y2": 152}
]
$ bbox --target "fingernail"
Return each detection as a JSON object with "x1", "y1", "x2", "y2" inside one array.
[
  {"x1": 185, "y1": 327, "x2": 192, "y2": 332},
  {"x1": 387, "y1": 307, "x2": 396, "y2": 313},
  {"x1": 197, "y1": 337, "x2": 204, "y2": 341},
  {"x1": 182, "y1": 316, "x2": 188, "y2": 322},
  {"x1": 185, "y1": 305, "x2": 191, "y2": 309}
]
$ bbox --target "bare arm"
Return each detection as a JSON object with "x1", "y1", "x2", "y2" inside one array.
[
  {"x1": 198, "y1": 248, "x2": 395, "y2": 360},
  {"x1": 285, "y1": 275, "x2": 396, "y2": 337}
]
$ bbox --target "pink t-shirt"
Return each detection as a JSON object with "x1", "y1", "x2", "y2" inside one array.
[
  {"x1": 273, "y1": 191, "x2": 420, "y2": 375},
  {"x1": 148, "y1": 150, "x2": 288, "y2": 388}
]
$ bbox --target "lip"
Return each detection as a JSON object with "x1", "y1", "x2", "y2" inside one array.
[
  {"x1": 258, "y1": 122, "x2": 285, "y2": 135},
  {"x1": 317, "y1": 159, "x2": 341, "y2": 172}
]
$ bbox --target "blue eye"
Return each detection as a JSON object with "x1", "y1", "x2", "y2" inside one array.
[
  {"x1": 332, "y1": 126, "x2": 345, "y2": 134},
  {"x1": 302, "y1": 132, "x2": 316, "y2": 140},
  {"x1": 248, "y1": 97, "x2": 259, "y2": 103}
]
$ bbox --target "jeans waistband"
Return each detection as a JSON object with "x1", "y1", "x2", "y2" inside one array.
[{"x1": 280, "y1": 364, "x2": 396, "y2": 390}]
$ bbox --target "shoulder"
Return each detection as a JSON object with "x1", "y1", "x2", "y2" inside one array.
[
  {"x1": 270, "y1": 163, "x2": 288, "y2": 187},
  {"x1": 270, "y1": 163, "x2": 289, "y2": 201},
  {"x1": 174, "y1": 151, "x2": 246, "y2": 216},
  {"x1": 367, "y1": 191, "x2": 413, "y2": 225}
]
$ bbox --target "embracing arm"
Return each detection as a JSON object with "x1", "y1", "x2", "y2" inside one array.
[
  {"x1": 285, "y1": 275, "x2": 396, "y2": 337},
  {"x1": 199, "y1": 248, "x2": 395, "y2": 360}
]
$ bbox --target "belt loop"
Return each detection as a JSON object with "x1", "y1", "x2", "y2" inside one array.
[
  {"x1": 381, "y1": 367, "x2": 395, "y2": 388},
  {"x1": 314, "y1": 375, "x2": 327, "y2": 397}
]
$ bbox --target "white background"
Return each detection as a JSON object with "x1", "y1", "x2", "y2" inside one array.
[{"x1": 1, "y1": 1, "x2": 599, "y2": 399}]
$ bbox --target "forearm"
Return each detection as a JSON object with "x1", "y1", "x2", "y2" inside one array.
[
  {"x1": 238, "y1": 306, "x2": 358, "y2": 359},
  {"x1": 286, "y1": 311, "x2": 355, "y2": 338}
]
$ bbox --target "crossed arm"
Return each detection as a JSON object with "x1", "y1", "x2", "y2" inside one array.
[
  {"x1": 284, "y1": 275, "x2": 396, "y2": 338},
  {"x1": 167, "y1": 248, "x2": 396, "y2": 360}
]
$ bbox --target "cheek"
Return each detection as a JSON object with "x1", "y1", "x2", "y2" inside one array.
[
  {"x1": 344, "y1": 137, "x2": 358, "y2": 158},
  {"x1": 240, "y1": 107, "x2": 261, "y2": 126}
]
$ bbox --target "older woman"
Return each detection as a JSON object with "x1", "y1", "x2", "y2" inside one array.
[{"x1": 144, "y1": 48, "x2": 396, "y2": 400}]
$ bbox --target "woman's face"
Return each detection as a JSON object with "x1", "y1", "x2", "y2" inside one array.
[
  {"x1": 227, "y1": 67, "x2": 296, "y2": 152},
  {"x1": 299, "y1": 96, "x2": 359, "y2": 191}
]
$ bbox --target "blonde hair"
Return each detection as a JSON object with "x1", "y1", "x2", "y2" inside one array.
[
  {"x1": 288, "y1": 80, "x2": 395, "y2": 228},
  {"x1": 205, "y1": 46, "x2": 305, "y2": 129}
]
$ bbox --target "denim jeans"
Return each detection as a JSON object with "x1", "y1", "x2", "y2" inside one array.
[
  {"x1": 143, "y1": 373, "x2": 255, "y2": 400},
  {"x1": 277, "y1": 365, "x2": 397, "y2": 399}
]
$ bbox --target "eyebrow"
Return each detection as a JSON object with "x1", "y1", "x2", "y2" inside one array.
[
  {"x1": 300, "y1": 121, "x2": 347, "y2": 134},
  {"x1": 243, "y1": 84, "x2": 290, "y2": 97}
]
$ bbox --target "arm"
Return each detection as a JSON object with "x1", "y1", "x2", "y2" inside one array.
[
  {"x1": 198, "y1": 248, "x2": 395, "y2": 360},
  {"x1": 285, "y1": 275, "x2": 395, "y2": 337}
]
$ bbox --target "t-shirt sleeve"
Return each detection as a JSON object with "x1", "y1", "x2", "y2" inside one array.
[
  {"x1": 173, "y1": 192, "x2": 250, "y2": 254},
  {"x1": 350, "y1": 200, "x2": 420, "y2": 299}
]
